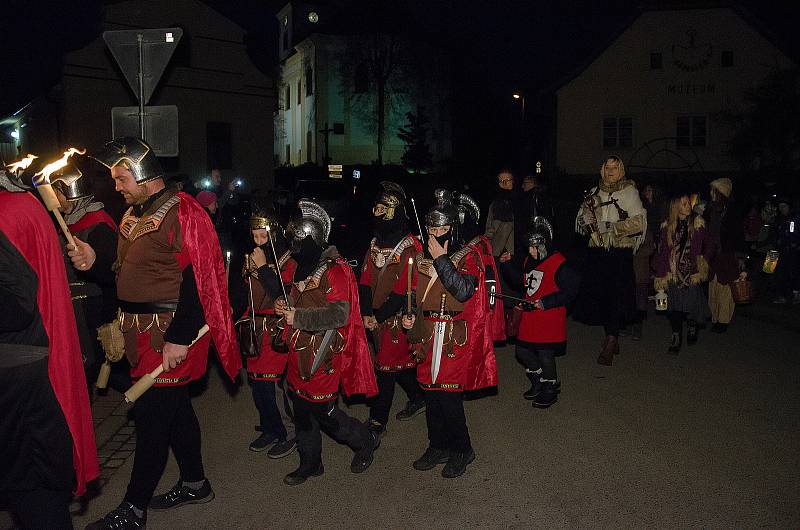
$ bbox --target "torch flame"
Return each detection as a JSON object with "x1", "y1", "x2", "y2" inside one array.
[
  {"x1": 34, "y1": 147, "x2": 86, "y2": 184},
  {"x1": 6, "y1": 154, "x2": 38, "y2": 174}
]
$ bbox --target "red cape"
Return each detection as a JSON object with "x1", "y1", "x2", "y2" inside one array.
[
  {"x1": 461, "y1": 247, "x2": 499, "y2": 391},
  {"x1": 68, "y1": 208, "x2": 118, "y2": 234},
  {"x1": 468, "y1": 236, "x2": 506, "y2": 341},
  {"x1": 0, "y1": 191, "x2": 99, "y2": 495},
  {"x1": 177, "y1": 192, "x2": 241, "y2": 380},
  {"x1": 334, "y1": 257, "x2": 378, "y2": 397}
]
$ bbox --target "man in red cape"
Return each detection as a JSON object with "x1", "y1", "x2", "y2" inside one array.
[
  {"x1": 70, "y1": 137, "x2": 241, "y2": 530},
  {"x1": 0, "y1": 179, "x2": 99, "y2": 528},
  {"x1": 274, "y1": 199, "x2": 379, "y2": 486}
]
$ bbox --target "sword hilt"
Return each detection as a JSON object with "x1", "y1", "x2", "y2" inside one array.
[{"x1": 439, "y1": 293, "x2": 447, "y2": 319}]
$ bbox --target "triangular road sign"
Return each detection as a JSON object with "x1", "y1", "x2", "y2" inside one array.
[{"x1": 103, "y1": 28, "x2": 183, "y2": 105}]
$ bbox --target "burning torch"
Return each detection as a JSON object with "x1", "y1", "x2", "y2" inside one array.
[{"x1": 32, "y1": 148, "x2": 86, "y2": 247}]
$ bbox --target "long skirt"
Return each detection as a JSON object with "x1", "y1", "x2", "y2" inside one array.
[{"x1": 573, "y1": 247, "x2": 637, "y2": 333}]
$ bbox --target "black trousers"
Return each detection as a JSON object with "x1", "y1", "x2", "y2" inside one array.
[
  {"x1": 124, "y1": 386, "x2": 205, "y2": 510},
  {"x1": 290, "y1": 393, "x2": 369, "y2": 470},
  {"x1": 515, "y1": 343, "x2": 558, "y2": 381},
  {"x1": 250, "y1": 379, "x2": 287, "y2": 440},
  {"x1": 425, "y1": 391, "x2": 471, "y2": 453},
  {"x1": 2, "y1": 487, "x2": 73, "y2": 530},
  {"x1": 368, "y1": 368, "x2": 423, "y2": 425}
]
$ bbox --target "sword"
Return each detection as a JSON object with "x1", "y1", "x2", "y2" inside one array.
[
  {"x1": 309, "y1": 328, "x2": 337, "y2": 376},
  {"x1": 265, "y1": 225, "x2": 291, "y2": 307},
  {"x1": 430, "y1": 293, "x2": 447, "y2": 384},
  {"x1": 410, "y1": 197, "x2": 425, "y2": 244}
]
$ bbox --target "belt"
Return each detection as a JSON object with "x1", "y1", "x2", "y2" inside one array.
[
  {"x1": 119, "y1": 300, "x2": 179, "y2": 314},
  {"x1": 422, "y1": 310, "x2": 461, "y2": 318}
]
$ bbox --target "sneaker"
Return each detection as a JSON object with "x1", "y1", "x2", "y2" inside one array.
[
  {"x1": 412, "y1": 447, "x2": 450, "y2": 471},
  {"x1": 85, "y1": 502, "x2": 146, "y2": 530},
  {"x1": 149, "y1": 479, "x2": 214, "y2": 511},
  {"x1": 283, "y1": 463, "x2": 324, "y2": 486},
  {"x1": 350, "y1": 429, "x2": 380, "y2": 473},
  {"x1": 396, "y1": 399, "x2": 426, "y2": 421},
  {"x1": 441, "y1": 448, "x2": 475, "y2": 478},
  {"x1": 267, "y1": 438, "x2": 297, "y2": 459},
  {"x1": 249, "y1": 432, "x2": 278, "y2": 452}
]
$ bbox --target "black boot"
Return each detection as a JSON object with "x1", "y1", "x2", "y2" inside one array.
[
  {"x1": 686, "y1": 320, "x2": 698, "y2": 345},
  {"x1": 522, "y1": 369, "x2": 542, "y2": 400},
  {"x1": 668, "y1": 332, "x2": 681, "y2": 355},
  {"x1": 350, "y1": 429, "x2": 380, "y2": 474},
  {"x1": 533, "y1": 380, "x2": 559, "y2": 408},
  {"x1": 284, "y1": 462, "x2": 324, "y2": 486}
]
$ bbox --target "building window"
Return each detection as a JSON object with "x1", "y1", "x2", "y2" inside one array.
[
  {"x1": 721, "y1": 50, "x2": 734, "y2": 67},
  {"x1": 284, "y1": 85, "x2": 290, "y2": 109},
  {"x1": 650, "y1": 52, "x2": 662, "y2": 70},
  {"x1": 282, "y1": 30, "x2": 289, "y2": 52},
  {"x1": 207, "y1": 122, "x2": 232, "y2": 169},
  {"x1": 333, "y1": 123, "x2": 345, "y2": 135},
  {"x1": 602, "y1": 117, "x2": 633, "y2": 148},
  {"x1": 306, "y1": 130, "x2": 312, "y2": 162},
  {"x1": 297, "y1": 80, "x2": 301, "y2": 105},
  {"x1": 305, "y1": 66, "x2": 313, "y2": 96},
  {"x1": 354, "y1": 63, "x2": 369, "y2": 94},
  {"x1": 677, "y1": 116, "x2": 707, "y2": 147},
  {"x1": 286, "y1": 145, "x2": 291, "y2": 164}
]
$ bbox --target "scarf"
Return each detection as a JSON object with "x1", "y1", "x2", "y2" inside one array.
[
  {"x1": 598, "y1": 178, "x2": 631, "y2": 194},
  {"x1": 670, "y1": 218, "x2": 694, "y2": 285}
]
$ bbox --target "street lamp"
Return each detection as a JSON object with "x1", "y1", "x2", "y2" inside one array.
[{"x1": 512, "y1": 92, "x2": 525, "y2": 122}]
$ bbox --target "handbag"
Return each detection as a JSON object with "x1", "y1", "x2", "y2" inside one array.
[{"x1": 236, "y1": 317, "x2": 260, "y2": 358}]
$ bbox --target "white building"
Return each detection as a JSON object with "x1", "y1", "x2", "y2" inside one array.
[
  {"x1": 3, "y1": 0, "x2": 275, "y2": 187},
  {"x1": 274, "y1": 2, "x2": 452, "y2": 168},
  {"x1": 555, "y1": 6, "x2": 795, "y2": 178}
]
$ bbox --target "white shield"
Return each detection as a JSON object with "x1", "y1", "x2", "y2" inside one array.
[{"x1": 525, "y1": 269, "x2": 544, "y2": 297}]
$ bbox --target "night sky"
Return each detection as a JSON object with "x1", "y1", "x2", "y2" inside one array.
[{"x1": 2, "y1": 1, "x2": 798, "y2": 176}]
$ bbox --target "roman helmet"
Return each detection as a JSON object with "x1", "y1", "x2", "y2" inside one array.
[
  {"x1": 525, "y1": 216, "x2": 554, "y2": 259},
  {"x1": 285, "y1": 199, "x2": 331, "y2": 250},
  {"x1": 91, "y1": 136, "x2": 164, "y2": 184},
  {"x1": 50, "y1": 160, "x2": 92, "y2": 201},
  {"x1": 373, "y1": 180, "x2": 408, "y2": 221}
]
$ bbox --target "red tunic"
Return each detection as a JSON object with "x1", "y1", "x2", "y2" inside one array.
[
  {"x1": 0, "y1": 191, "x2": 99, "y2": 496},
  {"x1": 359, "y1": 234, "x2": 422, "y2": 372},
  {"x1": 517, "y1": 252, "x2": 567, "y2": 344},
  {"x1": 287, "y1": 257, "x2": 377, "y2": 402},
  {"x1": 121, "y1": 192, "x2": 241, "y2": 386},
  {"x1": 413, "y1": 248, "x2": 498, "y2": 392},
  {"x1": 245, "y1": 251, "x2": 297, "y2": 381}
]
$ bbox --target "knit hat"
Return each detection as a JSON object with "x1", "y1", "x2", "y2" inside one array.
[
  {"x1": 196, "y1": 190, "x2": 217, "y2": 208},
  {"x1": 709, "y1": 178, "x2": 732, "y2": 198}
]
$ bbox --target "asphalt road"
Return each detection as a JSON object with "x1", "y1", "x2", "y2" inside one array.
[{"x1": 14, "y1": 309, "x2": 800, "y2": 529}]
